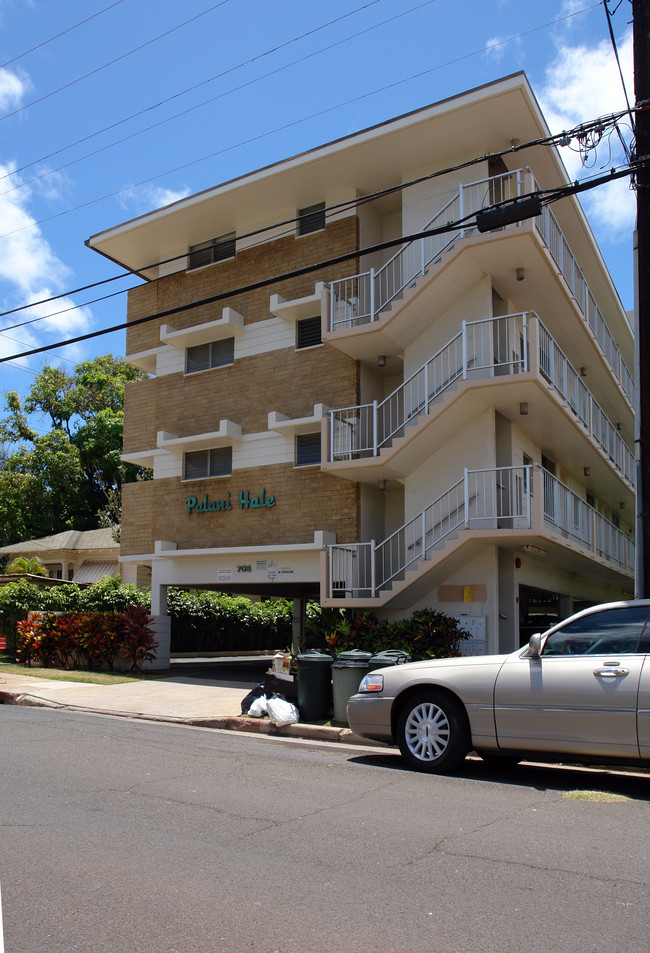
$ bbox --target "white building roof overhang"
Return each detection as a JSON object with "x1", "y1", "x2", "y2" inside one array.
[{"x1": 86, "y1": 73, "x2": 571, "y2": 279}]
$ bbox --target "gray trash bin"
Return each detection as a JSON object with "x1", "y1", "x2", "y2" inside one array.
[
  {"x1": 367, "y1": 649, "x2": 411, "y2": 671},
  {"x1": 332, "y1": 649, "x2": 372, "y2": 724},
  {"x1": 296, "y1": 650, "x2": 333, "y2": 722}
]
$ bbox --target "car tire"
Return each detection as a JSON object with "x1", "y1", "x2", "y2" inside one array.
[{"x1": 395, "y1": 690, "x2": 470, "y2": 773}]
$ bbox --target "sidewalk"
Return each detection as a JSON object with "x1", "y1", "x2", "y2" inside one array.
[{"x1": 0, "y1": 668, "x2": 380, "y2": 748}]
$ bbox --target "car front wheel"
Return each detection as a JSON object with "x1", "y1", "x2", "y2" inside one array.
[{"x1": 396, "y1": 690, "x2": 469, "y2": 773}]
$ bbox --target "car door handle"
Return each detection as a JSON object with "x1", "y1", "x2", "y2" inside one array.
[{"x1": 593, "y1": 667, "x2": 629, "y2": 677}]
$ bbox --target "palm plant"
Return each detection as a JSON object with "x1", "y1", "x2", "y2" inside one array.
[{"x1": 6, "y1": 556, "x2": 47, "y2": 577}]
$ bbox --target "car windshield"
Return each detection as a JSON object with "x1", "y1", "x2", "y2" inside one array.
[{"x1": 541, "y1": 605, "x2": 650, "y2": 656}]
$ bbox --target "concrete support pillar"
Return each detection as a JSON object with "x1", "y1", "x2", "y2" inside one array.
[
  {"x1": 149, "y1": 581, "x2": 171, "y2": 670},
  {"x1": 292, "y1": 596, "x2": 306, "y2": 654}
]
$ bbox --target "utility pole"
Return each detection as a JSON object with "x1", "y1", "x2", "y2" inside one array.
[{"x1": 634, "y1": 0, "x2": 650, "y2": 596}]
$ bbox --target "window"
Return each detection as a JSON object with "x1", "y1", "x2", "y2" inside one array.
[
  {"x1": 296, "y1": 316, "x2": 322, "y2": 349},
  {"x1": 184, "y1": 446, "x2": 232, "y2": 480},
  {"x1": 297, "y1": 202, "x2": 325, "y2": 236},
  {"x1": 188, "y1": 231, "x2": 236, "y2": 270},
  {"x1": 186, "y1": 337, "x2": 234, "y2": 374},
  {"x1": 295, "y1": 432, "x2": 321, "y2": 467},
  {"x1": 541, "y1": 605, "x2": 650, "y2": 656}
]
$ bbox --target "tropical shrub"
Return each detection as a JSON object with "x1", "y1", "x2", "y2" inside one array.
[
  {"x1": 0, "y1": 577, "x2": 148, "y2": 658},
  {"x1": 14, "y1": 607, "x2": 157, "y2": 671},
  {"x1": 5, "y1": 556, "x2": 47, "y2": 576},
  {"x1": 118, "y1": 604, "x2": 159, "y2": 671},
  {"x1": 303, "y1": 606, "x2": 469, "y2": 660}
]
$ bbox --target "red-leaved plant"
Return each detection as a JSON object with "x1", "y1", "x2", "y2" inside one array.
[{"x1": 118, "y1": 604, "x2": 159, "y2": 671}]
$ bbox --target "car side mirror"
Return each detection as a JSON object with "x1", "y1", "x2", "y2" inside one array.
[{"x1": 528, "y1": 633, "x2": 542, "y2": 659}]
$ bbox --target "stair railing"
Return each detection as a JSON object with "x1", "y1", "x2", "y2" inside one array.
[{"x1": 328, "y1": 466, "x2": 532, "y2": 598}]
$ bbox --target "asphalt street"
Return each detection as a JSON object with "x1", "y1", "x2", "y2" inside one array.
[{"x1": 1, "y1": 705, "x2": 648, "y2": 953}]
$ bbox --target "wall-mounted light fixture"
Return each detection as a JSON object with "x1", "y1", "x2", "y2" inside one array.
[
  {"x1": 616, "y1": 422, "x2": 623, "y2": 431},
  {"x1": 620, "y1": 501, "x2": 625, "y2": 510},
  {"x1": 580, "y1": 367, "x2": 588, "y2": 377},
  {"x1": 378, "y1": 355, "x2": 386, "y2": 368},
  {"x1": 516, "y1": 267, "x2": 525, "y2": 282},
  {"x1": 583, "y1": 467, "x2": 591, "y2": 477},
  {"x1": 378, "y1": 479, "x2": 387, "y2": 491},
  {"x1": 523, "y1": 544, "x2": 548, "y2": 557},
  {"x1": 519, "y1": 402, "x2": 528, "y2": 415}
]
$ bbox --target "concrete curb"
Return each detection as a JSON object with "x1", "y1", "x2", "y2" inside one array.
[{"x1": 0, "y1": 689, "x2": 385, "y2": 747}]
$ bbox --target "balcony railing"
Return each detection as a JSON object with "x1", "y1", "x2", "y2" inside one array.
[
  {"x1": 327, "y1": 466, "x2": 634, "y2": 600},
  {"x1": 329, "y1": 313, "x2": 634, "y2": 488},
  {"x1": 330, "y1": 313, "x2": 528, "y2": 460},
  {"x1": 543, "y1": 470, "x2": 635, "y2": 572},
  {"x1": 329, "y1": 466, "x2": 532, "y2": 598},
  {"x1": 329, "y1": 169, "x2": 525, "y2": 332},
  {"x1": 537, "y1": 323, "x2": 635, "y2": 485},
  {"x1": 535, "y1": 206, "x2": 634, "y2": 405},
  {"x1": 328, "y1": 169, "x2": 634, "y2": 405}
]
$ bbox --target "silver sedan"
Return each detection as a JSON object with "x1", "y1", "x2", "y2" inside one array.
[{"x1": 346, "y1": 600, "x2": 650, "y2": 772}]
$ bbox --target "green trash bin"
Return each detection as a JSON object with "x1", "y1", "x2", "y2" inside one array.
[
  {"x1": 367, "y1": 649, "x2": 411, "y2": 671},
  {"x1": 296, "y1": 650, "x2": 333, "y2": 722},
  {"x1": 332, "y1": 650, "x2": 372, "y2": 724}
]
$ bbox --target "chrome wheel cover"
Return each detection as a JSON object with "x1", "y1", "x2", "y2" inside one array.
[{"x1": 404, "y1": 701, "x2": 450, "y2": 762}]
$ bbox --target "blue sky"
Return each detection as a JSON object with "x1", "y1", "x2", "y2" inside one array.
[{"x1": 0, "y1": 0, "x2": 636, "y2": 408}]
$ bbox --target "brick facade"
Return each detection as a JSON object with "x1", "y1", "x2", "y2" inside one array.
[
  {"x1": 126, "y1": 217, "x2": 359, "y2": 355},
  {"x1": 121, "y1": 466, "x2": 360, "y2": 556},
  {"x1": 121, "y1": 216, "x2": 361, "y2": 558}
]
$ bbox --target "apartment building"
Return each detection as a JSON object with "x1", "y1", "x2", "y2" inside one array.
[{"x1": 87, "y1": 72, "x2": 635, "y2": 666}]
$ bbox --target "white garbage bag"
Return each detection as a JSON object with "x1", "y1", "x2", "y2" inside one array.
[
  {"x1": 266, "y1": 695, "x2": 300, "y2": 727},
  {"x1": 248, "y1": 695, "x2": 268, "y2": 717}
]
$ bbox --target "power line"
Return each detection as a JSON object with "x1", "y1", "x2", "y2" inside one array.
[
  {"x1": 0, "y1": 0, "x2": 602, "y2": 242},
  {"x1": 603, "y1": 0, "x2": 635, "y2": 160},
  {"x1": 0, "y1": 105, "x2": 638, "y2": 331},
  {"x1": 0, "y1": 0, "x2": 435, "y2": 200},
  {"x1": 0, "y1": 106, "x2": 632, "y2": 331},
  {"x1": 0, "y1": 1, "x2": 233, "y2": 123},
  {"x1": 0, "y1": 0, "x2": 385, "y2": 186},
  {"x1": 1, "y1": 159, "x2": 644, "y2": 365},
  {"x1": 0, "y1": 0, "x2": 128, "y2": 70}
]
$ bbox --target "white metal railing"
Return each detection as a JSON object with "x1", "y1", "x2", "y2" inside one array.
[
  {"x1": 328, "y1": 466, "x2": 532, "y2": 598},
  {"x1": 543, "y1": 470, "x2": 635, "y2": 573},
  {"x1": 329, "y1": 169, "x2": 526, "y2": 331},
  {"x1": 535, "y1": 205, "x2": 634, "y2": 405},
  {"x1": 329, "y1": 314, "x2": 634, "y2": 488},
  {"x1": 330, "y1": 313, "x2": 528, "y2": 460},
  {"x1": 537, "y1": 322, "x2": 635, "y2": 485},
  {"x1": 328, "y1": 170, "x2": 634, "y2": 406},
  {"x1": 328, "y1": 465, "x2": 635, "y2": 599}
]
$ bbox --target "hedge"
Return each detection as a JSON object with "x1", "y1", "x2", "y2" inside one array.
[
  {"x1": 0, "y1": 578, "x2": 469, "y2": 662},
  {"x1": 15, "y1": 605, "x2": 158, "y2": 671},
  {"x1": 167, "y1": 589, "x2": 292, "y2": 653},
  {"x1": 0, "y1": 576, "x2": 145, "y2": 657}
]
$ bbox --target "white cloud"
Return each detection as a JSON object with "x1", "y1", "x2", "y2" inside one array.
[
  {"x1": 119, "y1": 182, "x2": 192, "y2": 215},
  {"x1": 539, "y1": 29, "x2": 635, "y2": 239},
  {"x1": 0, "y1": 66, "x2": 29, "y2": 111},
  {"x1": 485, "y1": 35, "x2": 508, "y2": 62},
  {"x1": 0, "y1": 161, "x2": 93, "y2": 355}
]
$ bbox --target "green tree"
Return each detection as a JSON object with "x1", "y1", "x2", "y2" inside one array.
[{"x1": 0, "y1": 355, "x2": 149, "y2": 546}]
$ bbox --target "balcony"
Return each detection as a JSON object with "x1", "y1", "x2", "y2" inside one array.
[
  {"x1": 160, "y1": 307, "x2": 244, "y2": 349},
  {"x1": 157, "y1": 421, "x2": 242, "y2": 453},
  {"x1": 325, "y1": 466, "x2": 634, "y2": 606},
  {"x1": 326, "y1": 313, "x2": 634, "y2": 491},
  {"x1": 325, "y1": 169, "x2": 634, "y2": 406}
]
